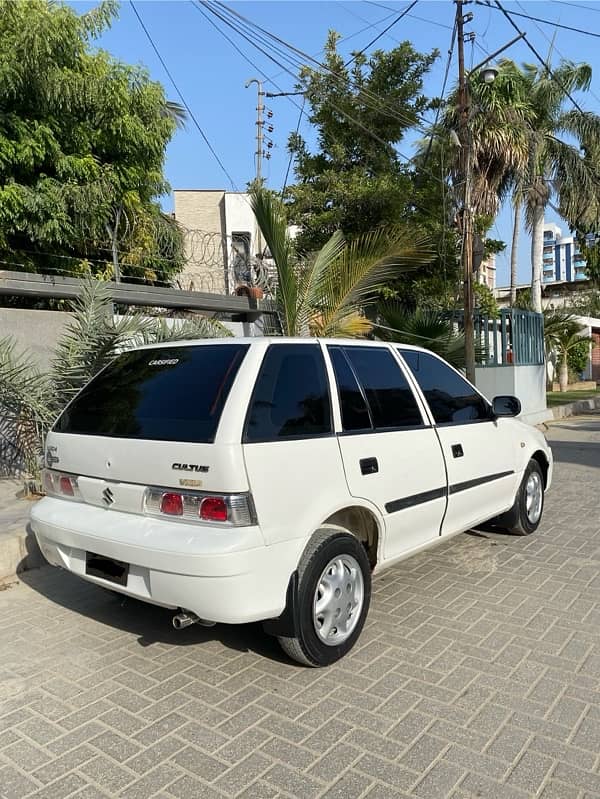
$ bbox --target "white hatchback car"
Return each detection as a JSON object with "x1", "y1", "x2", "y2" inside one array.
[{"x1": 31, "y1": 338, "x2": 552, "y2": 666}]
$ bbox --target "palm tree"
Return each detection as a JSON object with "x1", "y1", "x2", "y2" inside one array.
[
  {"x1": 375, "y1": 303, "x2": 472, "y2": 369},
  {"x1": 250, "y1": 188, "x2": 433, "y2": 338},
  {"x1": 516, "y1": 60, "x2": 600, "y2": 312},
  {"x1": 543, "y1": 310, "x2": 591, "y2": 391}
]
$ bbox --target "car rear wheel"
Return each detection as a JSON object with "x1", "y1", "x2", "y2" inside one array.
[{"x1": 277, "y1": 529, "x2": 371, "y2": 667}]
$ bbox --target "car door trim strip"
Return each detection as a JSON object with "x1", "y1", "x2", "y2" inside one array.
[
  {"x1": 385, "y1": 487, "x2": 446, "y2": 514},
  {"x1": 385, "y1": 470, "x2": 515, "y2": 514},
  {"x1": 449, "y1": 470, "x2": 515, "y2": 495}
]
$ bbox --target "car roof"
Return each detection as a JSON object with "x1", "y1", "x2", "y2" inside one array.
[{"x1": 131, "y1": 337, "x2": 426, "y2": 353}]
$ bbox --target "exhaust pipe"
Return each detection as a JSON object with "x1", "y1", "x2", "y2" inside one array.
[{"x1": 172, "y1": 611, "x2": 216, "y2": 630}]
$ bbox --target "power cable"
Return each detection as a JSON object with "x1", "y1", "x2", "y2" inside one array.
[
  {"x1": 209, "y1": 0, "x2": 432, "y2": 135},
  {"x1": 343, "y1": 1, "x2": 418, "y2": 65},
  {"x1": 420, "y1": 20, "x2": 457, "y2": 174},
  {"x1": 130, "y1": 1, "x2": 238, "y2": 191},
  {"x1": 551, "y1": 1, "x2": 600, "y2": 13},
  {"x1": 476, "y1": 1, "x2": 600, "y2": 40},
  {"x1": 492, "y1": 1, "x2": 589, "y2": 117},
  {"x1": 282, "y1": 97, "x2": 306, "y2": 196},
  {"x1": 513, "y1": 0, "x2": 600, "y2": 106}
]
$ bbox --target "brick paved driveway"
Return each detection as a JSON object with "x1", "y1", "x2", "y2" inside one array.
[{"x1": 1, "y1": 417, "x2": 600, "y2": 799}]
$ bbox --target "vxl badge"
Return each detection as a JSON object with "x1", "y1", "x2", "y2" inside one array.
[
  {"x1": 46, "y1": 446, "x2": 59, "y2": 467},
  {"x1": 102, "y1": 486, "x2": 115, "y2": 507}
]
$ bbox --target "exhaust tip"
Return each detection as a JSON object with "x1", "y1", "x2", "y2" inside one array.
[{"x1": 172, "y1": 612, "x2": 196, "y2": 630}]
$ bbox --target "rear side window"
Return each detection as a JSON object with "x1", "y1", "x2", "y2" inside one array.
[
  {"x1": 244, "y1": 344, "x2": 332, "y2": 442},
  {"x1": 54, "y1": 344, "x2": 249, "y2": 443},
  {"x1": 343, "y1": 347, "x2": 423, "y2": 429},
  {"x1": 399, "y1": 349, "x2": 489, "y2": 424},
  {"x1": 328, "y1": 347, "x2": 372, "y2": 431}
]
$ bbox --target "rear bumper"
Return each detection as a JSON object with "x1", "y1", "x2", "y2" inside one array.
[{"x1": 30, "y1": 497, "x2": 304, "y2": 625}]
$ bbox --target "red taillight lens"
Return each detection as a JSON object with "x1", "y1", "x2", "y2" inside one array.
[
  {"x1": 160, "y1": 492, "x2": 184, "y2": 516},
  {"x1": 200, "y1": 497, "x2": 228, "y2": 522},
  {"x1": 59, "y1": 476, "x2": 74, "y2": 496}
]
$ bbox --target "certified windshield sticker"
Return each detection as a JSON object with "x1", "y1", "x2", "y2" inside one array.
[{"x1": 148, "y1": 358, "x2": 179, "y2": 367}]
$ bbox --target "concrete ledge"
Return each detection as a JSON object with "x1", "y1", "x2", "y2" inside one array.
[
  {"x1": 550, "y1": 396, "x2": 600, "y2": 419},
  {"x1": 0, "y1": 526, "x2": 43, "y2": 581}
]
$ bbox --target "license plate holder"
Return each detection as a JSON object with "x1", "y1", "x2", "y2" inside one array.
[{"x1": 85, "y1": 552, "x2": 129, "y2": 586}]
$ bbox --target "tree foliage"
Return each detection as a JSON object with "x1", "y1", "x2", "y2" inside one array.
[
  {"x1": 284, "y1": 32, "x2": 438, "y2": 254},
  {"x1": 251, "y1": 187, "x2": 434, "y2": 337},
  {"x1": 0, "y1": 0, "x2": 185, "y2": 282}
]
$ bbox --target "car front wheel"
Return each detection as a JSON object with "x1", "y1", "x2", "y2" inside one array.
[{"x1": 277, "y1": 529, "x2": 371, "y2": 667}]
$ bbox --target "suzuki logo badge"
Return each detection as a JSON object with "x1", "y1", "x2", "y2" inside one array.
[{"x1": 102, "y1": 486, "x2": 114, "y2": 507}]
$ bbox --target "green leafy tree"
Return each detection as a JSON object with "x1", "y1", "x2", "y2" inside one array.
[
  {"x1": 544, "y1": 310, "x2": 591, "y2": 391},
  {"x1": 0, "y1": 279, "x2": 230, "y2": 478},
  {"x1": 251, "y1": 188, "x2": 433, "y2": 337},
  {"x1": 285, "y1": 32, "x2": 438, "y2": 254},
  {"x1": 0, "y1": 0, "x2": 185, "y2": 283}
]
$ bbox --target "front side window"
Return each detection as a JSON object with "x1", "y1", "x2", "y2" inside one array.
[
  {"x1": 244, "y1": 344, "x2": 332, "y2": 442},
  {"x1": 399, "y1": 349, "x2": 490, "y2": 424},
  {"x1": 54, "y1": 344, "x2": 249, "y2": 443},
  {"x1": 342, "y1": 347, "x2": 424, "y2": 429}
]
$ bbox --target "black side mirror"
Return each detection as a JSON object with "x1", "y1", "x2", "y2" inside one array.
[{"x1": 492, "y1": 395, "x2": 521, "y2": 418}]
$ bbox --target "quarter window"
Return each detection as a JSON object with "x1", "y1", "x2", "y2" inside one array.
[
  {"x1": 342, "y1": 347, "x2": 423, "y2": 429},
  {"x1": 399, "y1": 349, "x2": 490, "y2": 424},
  {"x1": 328, "y1": 347, "x2": 372, "y2": 431},
  {"x1": 244, "y1": 345, "x2": 332, "y2": 442}
]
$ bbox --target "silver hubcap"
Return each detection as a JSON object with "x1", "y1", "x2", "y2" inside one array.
[
  {"x1": 313, "y1": 555, "x2": 364, "y2": 646},
  {"x1": 525, "y1": 471, "x2": 543, "y2": 524}
]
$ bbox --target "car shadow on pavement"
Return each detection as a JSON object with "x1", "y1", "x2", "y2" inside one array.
[
  {"x1": 548, "y1": 439, "x2": 600, "y2": 469},
  {"x1": 17, "y1": 551, "x2": 291, "y2": 665}
]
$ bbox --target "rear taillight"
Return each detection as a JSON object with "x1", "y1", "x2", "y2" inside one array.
[
  {"x1": 160, "y1": 493, "x2": 184, "y2": 516},
  {"x1": 42, "y1": 469, "x2": 81, "y2": 501},
  {"x1": 200, "y1": 497, "x2": 227, "y2": 522},
  {"x1": 144, "y1": 488, "x2": 255, "y2": 527}
]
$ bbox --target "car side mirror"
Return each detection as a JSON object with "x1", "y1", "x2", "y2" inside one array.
[{"x1": 492, "y1": 395, "x2": 521, "y2": 418}]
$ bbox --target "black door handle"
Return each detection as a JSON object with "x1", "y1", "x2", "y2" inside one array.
[
  {"x1": 451, "y1": 444, "x2": 464, "y2": 458},
  {"x1": 360, "y1": 457, "x2": 379, "y2": 475}
]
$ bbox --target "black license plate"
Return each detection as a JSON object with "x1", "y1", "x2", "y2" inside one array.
[{"x1": 85, "y1": 552, "x2": 129, "y2": 586}]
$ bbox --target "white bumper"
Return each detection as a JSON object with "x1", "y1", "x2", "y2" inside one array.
[{"x1": 30, "y1": 497, "x2": 303, "y2": 625}]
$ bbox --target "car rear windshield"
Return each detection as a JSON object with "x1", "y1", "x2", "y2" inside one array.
[{"x1": 54, "y1": 344, "x2": 249, "y2": 443}]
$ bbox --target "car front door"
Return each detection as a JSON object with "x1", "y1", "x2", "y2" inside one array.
[
  {"x1": 327, "y1": 345, "x2": 448, "y2": 561},
  {"x1": 398, "y1": 348, "x2": 519, "y2": 536}
]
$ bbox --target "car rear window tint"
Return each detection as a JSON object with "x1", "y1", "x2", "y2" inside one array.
[
  {"x1": 343, "y1": 347, "x2": 423, "y2": 429},
  {"x1": 244, "y1": 344, "x2": 332, "y2": 442},
  {"x1": 399, "y1": 349, "x2": 489, "y2": 423},
  {"x1": 54, "y1": 344, "x2": 249, "y2": 443},
  {"x1": 328, "y1": 347, "x2": 372, "y2": 431}
]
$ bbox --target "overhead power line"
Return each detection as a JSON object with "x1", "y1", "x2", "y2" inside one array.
[
  {"x1": 476, "y1": 1, "x2": 600, "y2": 40},
  {"x1": 130, "y1": 1, "x2": 238, "y2": 190},
  {"x1": 493, "y1": 0, "x2": 589, "y2": 117},
  {"x1": 344, "y1": 1, "x2": 418, "y2": 65},
  {"x1": 208, "y1": 0, "x2": 432, "y2": 135}
]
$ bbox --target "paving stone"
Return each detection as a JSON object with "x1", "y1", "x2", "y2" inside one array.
[
  {"x1": 412, "y1": 760, "x2": 465, "y2": 798},
  {"x1": 505, "y1": 749, "x2": 554, "y2": 794}
]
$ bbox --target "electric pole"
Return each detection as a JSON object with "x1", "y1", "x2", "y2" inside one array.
[
  {"x1": 245, "y1": 78, "x2": 265, "y2": 268},
  {"x1": 456, "y1": 0, "x2": 476, "y2": 384}
]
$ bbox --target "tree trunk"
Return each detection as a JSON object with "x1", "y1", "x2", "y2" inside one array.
[
  {"x1": 510, "y1": 198, "x2": 521, "y2": 306},
  {"x1": 559, "y1": 357, "x2": 569, "y2": 392},
  {"x1": 530, "y1": 203, "x2": 544, "y2": 313}
]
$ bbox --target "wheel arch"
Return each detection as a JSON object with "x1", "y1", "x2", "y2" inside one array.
[{"x1": 531, "y1": 449, "x2": 550, "y2": 489}]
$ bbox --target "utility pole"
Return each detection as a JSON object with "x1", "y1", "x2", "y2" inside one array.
[
  {"x1": 245, "y1": 78, "x2": 265, "y2": 270},
  {"x1": 456, "y1": 0, "x2": 476, "y2": 384}
]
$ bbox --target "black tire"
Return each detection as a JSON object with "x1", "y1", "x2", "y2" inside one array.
[
  {"x1": 492, "y1": 459, "x2": 545, "y2": 536},
  {"x1": 277, "y1": 529, "x2": 371, "y2": 667}
]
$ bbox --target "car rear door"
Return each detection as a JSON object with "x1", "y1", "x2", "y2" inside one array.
[
  {"x1": 326, "y1": 344, "x2": 448, "y2": 561},
  {"x1": 398, "y1": 348, "x2": 520, "y2": 536}
]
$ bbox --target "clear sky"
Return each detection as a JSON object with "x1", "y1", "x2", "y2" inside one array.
[{"x1": 72, "y1": 0, "x2": 600, "y2": 287}]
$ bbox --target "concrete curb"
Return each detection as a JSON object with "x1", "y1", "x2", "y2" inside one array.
[{"x1": 549, "y1": 395, "x2": 600, "y2": 420}]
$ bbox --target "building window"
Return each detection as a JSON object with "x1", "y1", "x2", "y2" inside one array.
[{"x1": 231, "y1": 232, "x2": 251, "y2": 285}]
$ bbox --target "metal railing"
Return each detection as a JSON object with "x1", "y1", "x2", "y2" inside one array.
[{"x1": 454, "y1": 309, "x2": 545, "y2": 367}]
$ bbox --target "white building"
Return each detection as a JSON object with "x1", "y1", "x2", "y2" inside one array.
[
  {"x1": 543, "y1": 222, "x2": 588, "y2": 285},
  {"x1": 173, "y1": 190, "x2": 264, "y2": 294}
]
